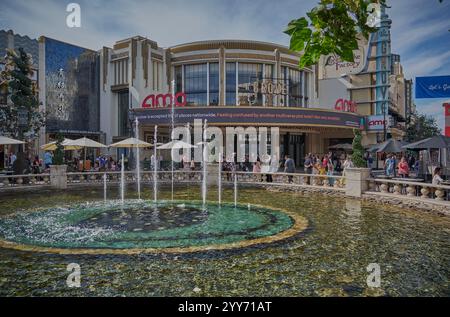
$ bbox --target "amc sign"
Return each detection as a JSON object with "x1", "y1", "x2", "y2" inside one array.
[
  {"x1": 367, "y1": 115, "x2": 393, "y2": 131},
  {"x1": 142, "y1": 92, "x2": 187, "y2": 108},
  {"x1": 334, "y1": 99, "x2": 357, "y2": 113}
]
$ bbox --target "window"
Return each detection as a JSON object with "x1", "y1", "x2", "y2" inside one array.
[
  {"x1": 209, "y1": 63, "x2": 219, "y2": 105},
  {"x1": 238, "y1": 63, "x2": 263, "y2": 106},
  {"x1": 288, "y1": 68, "x2": 303, "y2": 107},
  {"x1": 113, "y1": 59, "x2": 128, "y2": 85},
  {"x1": 184, "y1": 64, "x2": 207, "y2": 106},
  {"x1": 226, "y1": 62, "x2": 236, "y2": 105},
  {"x1": 118, "y1": 91, "x2": 129, "y2": 136},
  {"x1": 152, "y1": 60, "x2": 163, "y2": 91},
  {"x1": 264, "y1": 64, "x2": 274, "y2": 107}
]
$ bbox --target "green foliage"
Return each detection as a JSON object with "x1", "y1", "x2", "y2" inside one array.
[
  {"x1": 0, "y1": 48, "x2": 45, "y2": 140},
  {"x1": 351, "y1": 129, "x2": 366, "y2": 168},
  {"x1": 285, "y1": 0, "x2": 383, "y2": 68},
  {"x1": 406, "y1": 111, "x2": 441, "y2": 142},
  {"x1": 53, "y1": 133, "x2": 65, "y2": 165}
]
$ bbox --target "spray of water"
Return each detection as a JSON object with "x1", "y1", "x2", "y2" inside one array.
[
  {"x1": 135, "y1": 117, "x2": 141, "y2": 200},
  {"x1": 202, "y1": 120, "x2": 208, "y2": 208},
  {"x1": 218, "y1": 152, "x2": 222, "y2": 206},
  {"x1": 153, "y1": 125, "x2": 158, "y2": 204},
  {"x1": 121, "y1": 153, "x2": 125, "y2": 204}
]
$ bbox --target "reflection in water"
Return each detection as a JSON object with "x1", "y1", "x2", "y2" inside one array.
[{"x1": 0, "y1": 186, "x2": 448, "y2": 297}]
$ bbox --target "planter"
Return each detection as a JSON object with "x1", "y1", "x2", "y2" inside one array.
[
  {"x1": 345, "y1": 168, "x2": 371, "y2": 198},
  {"x1": 50, "y1": 165, "x2": 67, "y2": 189}
]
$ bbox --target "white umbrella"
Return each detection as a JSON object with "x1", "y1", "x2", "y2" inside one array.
[
  {"x1": 40, "y1": 138, "x2": 83, "y2": 151},
  {"x1": 109, "y1": 137, "x2": 153, "y2": 148},
  {"x1": 66, "y1": 137, "x2": 107, "y2": 148},
  {"x1": 65, "y1": 137, "x2": 107, "y2": 170},
  {"x1": 0, "y1": 136, "x2": 25, "y2": 145},
  {"x1": 157, "y1": 140, "x2": 197, "y2": 150}
]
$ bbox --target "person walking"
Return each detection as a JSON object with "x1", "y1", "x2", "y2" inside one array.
[
  {"x1": 43, "y1": 151, "x2": 53, "y2": 169},
  {"x1": 398, "y1": 157, "x2": 409, "y2": 178},
  {"x1": 284, "y1": 155, "x2": 295, "y2": 183},
  {"x1": 304, "y1": 154, "x2": 313, "y2": 184}
]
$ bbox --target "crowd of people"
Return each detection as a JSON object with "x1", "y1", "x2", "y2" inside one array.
[{"x1": 2, "y1": 149, "x2": 446, "y2": 186}]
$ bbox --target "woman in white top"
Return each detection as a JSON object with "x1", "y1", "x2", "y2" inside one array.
[{"x1": 432, "y1": 167, "x2": 443, "y2": 185}]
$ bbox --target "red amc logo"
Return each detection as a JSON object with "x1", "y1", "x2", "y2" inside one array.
[
  {"x1": 368, "y1": 119, "x2": 386, "y2": 126},
  {"x1": 334, "y1": 99, "x2": 357, "y2": 113},
  {"x1": 142, "y1": 92, "x2": 187, "y2": 108}
]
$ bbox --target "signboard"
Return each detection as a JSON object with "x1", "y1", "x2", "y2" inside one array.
[
  {"x1": 366, "y1": 115, "x2": 393, "y2": 131},
  {"x1": 334, "y1": 99, "x2": 357, "y2": 113},
  {"x1": 416, "y1": 76, "x2": 450, "y2": 99},
  {"x1": 142, "y1": 92, "x2": 187, "y2": 108},
  {"x1": 319, "y1": 40, "x2": 366, "y2": 79},
  {"x1": 131, "y1": 106, "x2": 361, "y2": 129},
  {"x1": 238, "y1": 79, "x2": 287, "y2": 106},
  {"x1": 445, "y1": 103, "x2": 450, "y2": 137}
]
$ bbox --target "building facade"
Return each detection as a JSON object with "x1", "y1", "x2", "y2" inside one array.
[{"x1": 100, "y1": 37, "x2": 361, "y2": 166}]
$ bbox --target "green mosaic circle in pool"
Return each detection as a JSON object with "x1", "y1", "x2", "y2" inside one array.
[{"x1": 0, "y1": 200, "x2": 306, "y2": 253}]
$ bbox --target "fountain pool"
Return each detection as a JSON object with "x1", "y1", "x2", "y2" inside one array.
[
  {"x1": 0, "y1": 186, "x2": 449, "y2": 296},
  {"x1": 0, "y1": 200, "x2": 306, "y2": 254}
]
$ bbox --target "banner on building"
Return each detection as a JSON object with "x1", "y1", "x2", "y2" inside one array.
[
  {"x1": 131, "y1": 106, "x2": 361, "y2": 129},
  {"x1": 445, "y1": 103, "x2": 450, "y2": 137},
  {"x1": 416, "y1": 76, "x2": 450, "y2": 99}
]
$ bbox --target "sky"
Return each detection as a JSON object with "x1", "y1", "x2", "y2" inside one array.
[{"x1": 0, "y1": 0, "x2": 449, "y2": 131}]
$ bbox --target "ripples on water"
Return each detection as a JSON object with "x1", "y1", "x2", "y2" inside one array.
[{"x1": 0, "y1": 186, "x2": 449, "y2": 296}]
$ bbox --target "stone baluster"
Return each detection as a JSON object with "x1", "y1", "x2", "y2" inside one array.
[
  {"x1": 380, "y1": 182, "x2": 389, "y2": 193},
  {"x1": 420, "y1": 186, "x2": 429, "y2": 199},
  {"x1": 434, "y1": 188, "x2": 445, "y2": 201},
  {"x1": 406, "y1": 185, "x2": 416, "y2": 197},
  {"x1": 393, "y1": 183, "x2": 402, "y2": 195},
  {"x1": 16, "y1": 177, "x2": 23, "y2": 185}
]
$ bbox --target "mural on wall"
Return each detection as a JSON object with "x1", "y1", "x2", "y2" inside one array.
[{"x1": 45, "y1": 38, "x2": 99, "y2": 133}]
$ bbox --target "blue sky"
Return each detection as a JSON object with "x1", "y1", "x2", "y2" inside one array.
[{"x1": 0, "y1": 0, "x2": 449, "y2": 131}]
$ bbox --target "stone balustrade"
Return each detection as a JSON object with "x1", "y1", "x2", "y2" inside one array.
[
  {"x1": 367, "y1": 178, "x2": 450, "y2": 202},
  {"x1": 0, "y1": 174, "x2": 51, "y2": 188}
]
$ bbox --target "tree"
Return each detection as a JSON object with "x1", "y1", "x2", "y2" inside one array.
[
  {"x1": 351, "y1": 129, "x2": 366, "y2": 168},
  {"x1": 53, "y1": 133, "x2": 65, "y2": 165},
  {"x1": 0, "y1": 47, "x2": 45, "y2": 140},
  {"x1": 405, "y1": 111, "x2": 441, "y2": 143},
  {"x1": 284, "y1": 0, "x2": 381, "y2": 68}
]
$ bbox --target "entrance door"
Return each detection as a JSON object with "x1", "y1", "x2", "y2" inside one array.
[{"x1": 282, "y1": 133, "x2": 305, "y2": 169}]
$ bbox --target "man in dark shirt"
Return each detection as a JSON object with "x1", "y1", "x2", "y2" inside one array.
[{"x1": 284, "y1": 155, "x2": 295, "y2": 183}]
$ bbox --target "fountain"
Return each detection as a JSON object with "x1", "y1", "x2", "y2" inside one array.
[
  {"x1": 218, "y1": 152, "x2": 222, "y2": 206},
  {"x1": 135, "y1": 117, "x2": 141, "y2": 200},
  {"x1": 153, "y1": 125, "x2": 158, "y2": 203},
  {"x1": 234, "y1": 173, "x2": 238, "y2": 208},
  {"x1": 170, "y1": 80, "x2": 175, "y2": 202},
  {"x1": 202, "y1": 120, "x2": 208, "y2": 207},
  {"x1": 121, "y1": 153, "x2": 125, "y2": 204},
  {"x1": 103, "y1": 173, "x2": 107, "y2": 202}
]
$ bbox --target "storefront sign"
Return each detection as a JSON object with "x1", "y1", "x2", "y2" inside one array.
[
  {"x1": 239, "y1": 79, "x2": 287, "y2": 106},
  {"x1": 142, "y1": 92, "x2": 187, "y2": 108},
  {"x1": 416, "y1": 76, "x2": 450, "y2": 99},
  {"x1": 367, "y1": 115, "x2": 393, "y2": 131},
  {"x1": 131, "y1": 106, "x2": 361, "y2": 129},
  {"x1": 334, "y1": 99, "x2": 357, "y2": 113},
  {"x1": 319, "y1": 41, "x2": 366, "y2": 79}
]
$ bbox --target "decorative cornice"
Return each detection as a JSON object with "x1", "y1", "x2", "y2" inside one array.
[{"x1": 169, "y1": 40, "x2": 300, "y2": 57}]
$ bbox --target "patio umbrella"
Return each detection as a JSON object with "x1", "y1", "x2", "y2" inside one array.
[
  {"x1": 157, "y1": 140, "x2": 197, "y2": 150},
  {"x1": 109, "y1": 137, "x2": 153, "y2": 148},
  {"x1": 65, "y1": 137, "x2": 107, "y2": 169},
  {"x1": 0, "y1": 136, "x2": 25, "y2": 145},
  {"x1": 329, "y1": 143, "x2": 353, "y2": 150},
  {"x1": 40, "y1": 138, "x2": 83, "y2": 151},
  {"x1": 402, "y1": 135, "x2": 450, "y2": 150},
  {"x1": 402, "y1": 135, "x2": 450, "y2": 175},
  {"x1": 368, "y1": 139, "x2": 408, "y2": 153}
]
